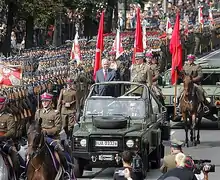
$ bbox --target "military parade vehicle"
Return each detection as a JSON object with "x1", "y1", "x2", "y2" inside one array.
[
  {"x1": 72, "y1": 81, "x2": 170, "y2": 177},
  {"x1": 160, "y1": 60, "x2": 220, "y2": 125}
]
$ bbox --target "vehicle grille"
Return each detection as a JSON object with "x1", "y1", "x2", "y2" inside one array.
[{"x1": 90, "y1": 136, "x2": 123, "y2": 152}]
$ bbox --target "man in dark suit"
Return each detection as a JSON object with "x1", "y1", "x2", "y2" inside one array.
[{"x1": 95, "y1": 58, "x2": 116, "y2": 96}]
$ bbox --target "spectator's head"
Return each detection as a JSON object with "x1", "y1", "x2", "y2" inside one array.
[
  {"x1": 175, "y1": 153, "x2": 186, "y2": 167},
  {"x1": 102, "y1": 58, "x2": 110, "y2": 70},
  {"x1": 122, "y1": 150, "x2": 133, "y2": 166},
  {"x1": 170, "y1": 139, "x2": 183, "y2": 154}
]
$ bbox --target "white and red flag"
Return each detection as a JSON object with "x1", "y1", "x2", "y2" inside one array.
[
  {"x1": 198, "y1": 7, "x2": 204, "y2": 27},
  {"x1": 209, "y1": 9, "x2": 214, "y2": 25},
  {"x1": 111, "y1": 29, "x2": 124, "y2": 59},
  {"x1": 166, "y1": 17, "x2": 173, "y2": 34},
  {"x1": 70, "y1": 31, "x2": 81, "y2": 65}
]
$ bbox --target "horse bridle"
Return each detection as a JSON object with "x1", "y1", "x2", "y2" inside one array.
[
  {"x1": 28, "y1": 130, "x2": 46, "y2": 159},
  {"x1": 183, "y1": 82, "x2": 196, "y2": 103}
]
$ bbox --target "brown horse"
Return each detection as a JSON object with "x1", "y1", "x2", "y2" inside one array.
[
  {"x1": 180, "y1": 74, "x2": 203, "y2": 147},
  {"x1": 26, "y1": 119, "x2": 62, "y2": 180}
]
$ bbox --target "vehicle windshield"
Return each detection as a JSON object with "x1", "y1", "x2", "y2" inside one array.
[
  {"x1": 85, "y1": 98, "x2": 145, "y2": 118},
  {"x1": 161, "y1": 70, "x2": 220, "y2": 86}
]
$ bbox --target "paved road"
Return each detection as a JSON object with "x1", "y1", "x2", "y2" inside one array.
[
  {"x1": 78, "y1": 120, "x2": 219, "y2": 180},
  {"x1": 77, "y1": 50, "x2": 220, "y2": 180}
]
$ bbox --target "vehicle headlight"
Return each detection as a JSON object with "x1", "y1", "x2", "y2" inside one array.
[
  {"x1": 206, "y1": 97, "x2": 211, "y2": 103},
  {"x1": 126, "y1": 140, "x2": 134, "y2": 148},
  {"x1": 80, "y1": 139, "x2": 87, "y2": 147}
]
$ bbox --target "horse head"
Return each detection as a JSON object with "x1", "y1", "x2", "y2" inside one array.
[
  {"x1": 183, "y1": 74, "x2": 194, "y2": 97},
  {"x1": 27, "y1": 119, "x2": 45, "y2": 159}
]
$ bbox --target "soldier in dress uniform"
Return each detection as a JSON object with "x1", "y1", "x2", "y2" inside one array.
[
  {"x1": 176, "y1": 54, "x2": 209, "y2": 113},
  {"x1": 35, "y1": 92, "x2": 69, "y2": 175},
  {"x1": 0, "y1": 95, "x2": 21, "y2": 178},
  {"x1": 57, "y1": 78, "x2": 78, "y2": 137},
  {"x1": 160, "y1": 139, "x2": 184, "y2": 173},
  {"x1": 146, "y1": 52, "x2": 162, "y2": 94},
  {"x1": 130, "y1": 52, "x2": 152, "y2": 96}
]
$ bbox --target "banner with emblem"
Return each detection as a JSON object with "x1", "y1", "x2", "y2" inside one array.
[{"x1": 0, "y1": 64, "x2": 22, "y2": 87}]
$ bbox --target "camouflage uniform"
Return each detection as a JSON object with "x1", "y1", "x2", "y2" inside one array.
[
  {"x1": 160, "y1": 139, "x2": 183, "y2": 173},
  {"x1": 57, "y1": 79, "x2": 78, "y2": 136},
  {"x1": 0, "y1": 96, "x2": 20, "y2": 178}
]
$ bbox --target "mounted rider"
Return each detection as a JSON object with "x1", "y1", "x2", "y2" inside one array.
[
  {"x1": 145, "y1": 51, "x2": 163, "y2": 100},
  {"x1": 176, "y1": 54, "x2": 209, "y2": 114},
  {"x1": 35, "y1": 92, "x2": 70, "y2": 178},
  {"x1": 0, "y1": 95, "x2": 21, "y2": 178}
]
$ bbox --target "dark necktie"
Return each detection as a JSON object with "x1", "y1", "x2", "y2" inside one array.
[{"x1": 104, "y1": 70, "x2": 107, "y2": 80}]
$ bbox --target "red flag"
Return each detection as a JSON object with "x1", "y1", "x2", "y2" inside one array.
[
  {"x1": 93, "y1": 11, "x2": 104, "y2": 80},
  {"x1": 132, "y1": 8, "x2": 143, "y2": 64},
  {"x1": 111, "y1": 29, "x2": 124, "y2": 59},
  {"x1": 70, "y1": 32, "x2": 81, "y2": 65},
  {"x1": 169, "y1": 12, "x2": 182, "y2": 85}
]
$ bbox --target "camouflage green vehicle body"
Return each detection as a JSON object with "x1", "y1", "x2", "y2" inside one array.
[{"x1": 159, "y1": 62, "x2": 220, "y2": 121}]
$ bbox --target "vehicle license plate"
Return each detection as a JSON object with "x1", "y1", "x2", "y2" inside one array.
[{"x1": 95, "y1": 140, "x2": 118, "y2": 147}]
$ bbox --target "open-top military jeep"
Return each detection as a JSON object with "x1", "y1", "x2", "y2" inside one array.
[{"x1": 72, "y1": 81, "x2": 170, "y2": 177}]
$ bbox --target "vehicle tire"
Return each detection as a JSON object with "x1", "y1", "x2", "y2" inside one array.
[
  {"x1": 151, "y1": 145, "x2": 161, "y2": 169},
  {"x1": 73, "y1": 158, "x2": 84, "y2": 178},
  {"x1": 218, "y1": 110, "x2": 220, "y2": 128},
  {"x1": 142, "y1": 144, "x2": 149, "y2": 175}
]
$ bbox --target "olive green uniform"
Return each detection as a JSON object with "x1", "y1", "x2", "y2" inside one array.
[
  {"x1": 180, "y1": 62, "x2": 204, "y2": 102},
  {"x1": 0, "y1": 112, "x2": 16, "y2": 137},
  {"x1": 35, "y1": 108, "x2": 61, "y2": 137},
  {"x1": 57, "y1": 88, "x2": 78, "y2": 130},
  {"x1": 0, "y1": 111, "x2": 20, "y2": 177},
  {"x1": 150, "y1": 63, "x2": 162, "y2": 96},
  {"x1": 130, "y1": 63, "x2": 152, "y2": 94}
]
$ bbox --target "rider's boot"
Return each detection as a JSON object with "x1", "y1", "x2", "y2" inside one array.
[
  {"x1": 173, "y1": 97, "x2": 182, "y2": 121},
  {"x1": 55, "y1": 144, "x2": 70, "y2": 179},
  {"x1": 10, "y1": 149, "x2": 21, "y2": 178}
]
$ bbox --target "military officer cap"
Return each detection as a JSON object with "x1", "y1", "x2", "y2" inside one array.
[
  {"x1": 170, "y1": 139, "x2": 184, "y2": 148},
  {"x1": 145, "y1": 51, "x2": 153, "y2": 58},
  {"x1": 109, "y1": 51, "x2": 116, "y2": 56},
  {"x1": 187, "y1": 54, "x2": 196, "y2": 61},
  {"x1": 0, "y1": 96, "x2": 6, "y2": 104},
  {"x1": 40, "y1": 92, "x2": 53, "y2": 101},
  {"x1": 135, "y1": 52, "x2": 144, "y2": 59},
  {"x1": 66, "y1": 78, "x2": 76, "y2": 84}
]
